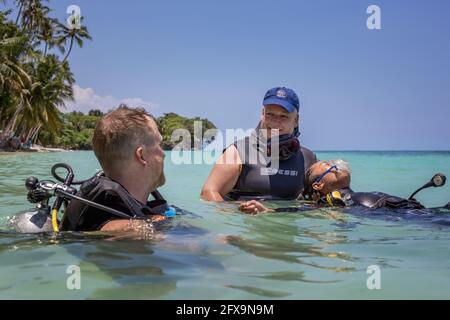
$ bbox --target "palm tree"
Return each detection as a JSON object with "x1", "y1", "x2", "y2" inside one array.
[
  {"x1": 57, "y1": 16, "x2": 92, "y2": 62},
  {"x1": 37, "y1": 17, "x2": 64, "y2": 55},
  {"x1": 2, "y1": 1, "x2": 91, "y2": 148},
  {"x1": 17, "y1": 0, "x2": 50, "y2": 35},
  {"x1": 20, "y1": 55, "x2": 75, "y2": 141},
  {"x1": 0, "y1": 37, "x2": 30, "y2": 92},
  {"x1": 1, "y1": 25, "x2": 73, "y2": 141},
  {"x1": 0, "y1": 13, "x2": 33, "y2": 139},
  {"x1": 1, "y1": 12, "x2": 25, "y2": 88},
  {"x1": 14, "y1": 0, "x2": 27, "y2": 25}
]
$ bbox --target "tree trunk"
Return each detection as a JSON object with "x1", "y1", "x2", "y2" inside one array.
[
  {"x1": 63, "y1": 37, "x2": 74, "y2": 62},
  {"x1": 25, "y1": 127, "x2": 33, "y2": 142},
  {"x1": 15, "y1": 3, "x2": 23, "y2": 26},
  {"x1": 26, "y1": 124, "x2": 38, "y2": 142},
  {"x1": 1, "y1": 105, "x2": 22, "y2": 139},
  {"x1": 31, "y1": 124, "x2": 42, "y2": 144}
]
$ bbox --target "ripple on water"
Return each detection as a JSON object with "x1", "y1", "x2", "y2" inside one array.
[{"x1": 1, "y1": 151, "x2": 450, "y2": 299}]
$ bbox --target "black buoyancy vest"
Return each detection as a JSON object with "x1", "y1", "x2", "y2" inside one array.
[
  {"x1": 320, "y1": 188, "x2": 425, "y2": 210},
  {"x1": 226, "y1": 136, "x2": 317, "y2": 201},
  {"x1": 60, "y1": 175, "x2": 166, "y2": 231}
]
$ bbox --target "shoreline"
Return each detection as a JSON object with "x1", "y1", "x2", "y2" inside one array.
[{"x1": 0, "y1": 146, "x2": 71, "y2": 154}]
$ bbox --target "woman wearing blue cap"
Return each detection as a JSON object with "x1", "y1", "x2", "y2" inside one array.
[{"x1": 201, "y1": 87, "x2": 317, "y2": 202}]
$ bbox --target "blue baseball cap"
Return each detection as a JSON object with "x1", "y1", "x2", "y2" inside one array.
[{"x1": 262, "y1": 87, "x2": 300, "y2": 113}]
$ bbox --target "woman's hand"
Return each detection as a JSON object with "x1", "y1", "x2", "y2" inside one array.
[{"x1": 239, "y1": 200, "x2": 273, "y2": 215}]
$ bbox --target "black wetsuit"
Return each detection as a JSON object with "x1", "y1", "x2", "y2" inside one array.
[
  {"x1": 60, "y1": 175, "x2": 169, "y2": 232},
  {"x1": 274, "y1": 188, "x2": 450, "y2": 213},
  {"x1": 226, "y1": 135, "x2": 317, "y2": 201},
  {"x1": 318, "y1": 188, "x2": 425, "y2": 209}
]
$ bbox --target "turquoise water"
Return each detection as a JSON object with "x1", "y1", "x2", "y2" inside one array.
[{"x1": 1, "y1": 151, "x2": 450, "y2": 299}]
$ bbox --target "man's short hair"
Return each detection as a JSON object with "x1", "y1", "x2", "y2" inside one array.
[{"x1": 92, "y1": 105, "x2": 156, "y2": 174}]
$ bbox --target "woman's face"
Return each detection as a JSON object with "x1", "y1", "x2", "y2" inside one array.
[{"x1": 260, "y1": 104, "x2": 298, "y2": 138}]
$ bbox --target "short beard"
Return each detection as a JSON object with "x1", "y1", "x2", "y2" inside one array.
[
  {"x1": 148, "y1": 171, "x2": 165, "y2": 193},
  {"x1": 158, "y1": 172, "x2": 166, "y2": 187}
]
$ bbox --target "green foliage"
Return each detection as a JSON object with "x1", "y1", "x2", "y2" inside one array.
[
  {"x1": 37, "y1": 110, "x2": 217, "y2": 150},
  {"x1": 37, "y1": 110, "x2": 98, "y2": 150},
  {"x1": 0, "y1": 1, "x2": 91, "y2": 148},
  {"x1": 1, "y1": 3, "x2": 215, "y2": 151},
  {"x1": 88, "y1": 109, "x2": 103, "y2": 117},
  {"x1": 157, "y1": 113, "x2": 217, "y2": 149}
]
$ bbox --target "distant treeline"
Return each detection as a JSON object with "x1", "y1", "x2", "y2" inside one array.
[{"x1": 37, "y1": 109, "x2": 217, "y2": 150}]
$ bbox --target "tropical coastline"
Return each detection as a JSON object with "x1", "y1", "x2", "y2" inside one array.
[
  {"x1": 0, "y1": 110, "x2": 217, "y2": 152},
  {"x1": 1, "y1": 4, "x2": 216, "y2": 152},
  {"x1": 1, "y1": 2, "x2": 90, "y2": 152}
]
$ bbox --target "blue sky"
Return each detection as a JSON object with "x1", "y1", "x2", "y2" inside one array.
[{"x1": 4, "y1": 0, "x2": 450, "y2": 150}]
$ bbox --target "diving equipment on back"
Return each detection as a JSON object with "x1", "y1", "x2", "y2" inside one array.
[{"x1": 10, "y1": 163, "x2": 176, "y2": 234}]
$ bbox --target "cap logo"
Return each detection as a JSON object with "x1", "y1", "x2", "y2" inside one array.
[{"x1": 276, "y1": 89, "x2": 287, "y2": 98}]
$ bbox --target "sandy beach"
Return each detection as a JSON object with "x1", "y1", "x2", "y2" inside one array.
[{"x1": 0, "y1": 147, "x2": 69, "y2": 155}]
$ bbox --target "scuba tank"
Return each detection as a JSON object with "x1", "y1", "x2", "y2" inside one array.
[
  {"x1": 10, "y1": 207, "x2": 54, "y2": 234},
  {"x1": 10, "y1": 167, "x2": 79, "y2": 233}
]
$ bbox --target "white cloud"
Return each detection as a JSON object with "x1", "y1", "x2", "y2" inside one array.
[{"x1": 62, "y1": 85, "x2": 159, "y2": 114}]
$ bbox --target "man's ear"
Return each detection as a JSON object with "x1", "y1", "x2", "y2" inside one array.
[
  {"x1": 136, "y1": 146, "x2": 146, "y2": 164},
  {"x1": 312, "y1": 181, "x2": 324, "y2": 191}
]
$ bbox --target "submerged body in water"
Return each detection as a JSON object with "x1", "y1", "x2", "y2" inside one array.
[
  {"x1": 258, "y1": 188, "x2": 450, "y2": 227},
  {"x1": 239, "y1": 160, "x2": 450, "y2": 226}
]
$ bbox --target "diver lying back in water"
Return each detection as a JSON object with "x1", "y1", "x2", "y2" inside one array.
[{"x1": 239, "y1": 160, "x2": 450, "y2": 215}]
